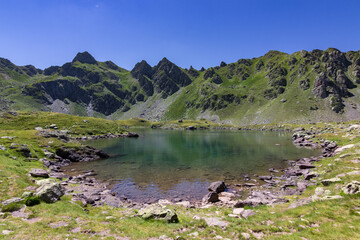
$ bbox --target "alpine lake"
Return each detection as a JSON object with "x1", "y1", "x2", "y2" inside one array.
[{"x1": 63, "y1": 129, "x2": 321, "y2": 203}]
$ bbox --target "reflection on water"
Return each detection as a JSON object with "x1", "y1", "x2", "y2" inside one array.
[{"x1": 63, "y1": 129, "x2": 320, "y2": 202}]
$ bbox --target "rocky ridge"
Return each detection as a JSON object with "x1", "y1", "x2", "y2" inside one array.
[{"x1": 1, "y1": 48, "x2": 360, "y2": 124}]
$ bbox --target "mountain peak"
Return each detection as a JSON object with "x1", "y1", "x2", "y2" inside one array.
[
  {"x1": 72, "y1": 51, "x2": 97, "y2": 64},
  {"x1": 131, "y1": 60, "x2": 153, "y2": 79}
]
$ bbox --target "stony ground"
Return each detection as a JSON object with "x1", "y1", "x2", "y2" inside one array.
[{"x1": 0, "y1": 112, "x2": 360, "y2": 239}]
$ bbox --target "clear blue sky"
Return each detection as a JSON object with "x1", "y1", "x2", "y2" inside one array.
[{"x1": 0, "y1": 0, "x2": 359, "y2": 70}]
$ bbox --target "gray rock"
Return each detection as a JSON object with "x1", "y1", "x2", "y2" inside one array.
[
  {"x1": 2, "y1": 230, "x2": 13, "y2": 235},
  {"x1": 241, "y1": 233, "x2": 251, "y2": 240},
  {"x1": 1, "y1": 197, "x2": 23, "y2": 206},
  {"x1": 259, "y1": 175, "x2": 272, "y2": 181},
  {"x1": 243, "y1": 183, "x2": 257, "y2": 187},
  {"x1": 185, "y1": 126, "x2": 196, "y2": 130},
  {"x1": 298, "y1": 163, "x2": 316, "y2": 169},
  {"x1": 21, "y1": 192, "x2": 34, "y2": 198},
  {"x1": 208, "y1": 181, "x2": 226, "y2": 193},
  {"x1": 29, "y1": 169, "x2": 49, "y2": 178},
  {"x1": 138, "y1": 204, "x2": 178, "y2": 223},
  {"x1": 241, "y1": 209, "x2": 255, "y2": 219},
  {"x1": 233, "y1": 208, "x2": 244, "y2": 215},
  {"x1": 0, "y1": 145, "x2": 7, "y2": 151},
  {"x1": 203, "y1": 217, "x2": 228, "y2": 228},
  {"x1": 342, "y1": 181, "x2": 360, "y2": 195},
  {"x1": 321, "y1": 177, "x2": 341, "y2": 186},
  {"x1": 304, "y1": 172, "x2": 318, "y2": 180},
  {"x1": 234, "y1": 191, "x2": 288, "y2": 207},
  {"x1": 43, "y1": 149, "x2": 55, "y2": 159},
  {"x1": 297, "y1": 181, "x2": 308, "y2": 192},
  {"x1": 35, "y1": 180, "x2": 64, "y2": 203},
  {"x1": 202, "y1": 192, "x2": 219, "y2": 203}
]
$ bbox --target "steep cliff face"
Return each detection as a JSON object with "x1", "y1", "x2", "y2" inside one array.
[
  {"x1": 1, "y1": 49, "x2": 360, "y2": 124},
  {"x1": 131, "y1": 57, "x2": 192, "y2": 98}
]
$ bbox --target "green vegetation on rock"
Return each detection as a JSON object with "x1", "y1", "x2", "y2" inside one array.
[{"x1": 1, "y1": 48, "x2": 360, "y2": 124}]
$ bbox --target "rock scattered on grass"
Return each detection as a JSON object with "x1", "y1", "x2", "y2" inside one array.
[
  {"x1": 35, "y1": 180, "x2": 64, "y2": 203},
  {"x1": 321, "y1": 177, "x2": 341, "y2": 186},
  {"x1": 2, "y1": 230, "x2": 13, "y2": 235},
  {"x1": 138, "y1": 204, "x2": 178, "y2": 223},
  {"x1": 202, "y1": 192, "x2": 219, "y2": 203},
  {"x1": 342, "y1": 181, "x2": 360, "y2": 195},
  {"x1": 203, "y1": 217, "x2": 229, "y2": 228},
  {"x1": 241, "y1": 233, "x2": 251, "y2": 240},
  {"x1": 29, "y1": 169, "x2": 49, "y2": 178},
  {"x1": 241, "y1": 209, "x2": 255, "y2": 219}
]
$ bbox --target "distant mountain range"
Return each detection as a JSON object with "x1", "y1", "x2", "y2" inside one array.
[{"x1": 1, "y1": 48, "x2": 360, "y2": 125}]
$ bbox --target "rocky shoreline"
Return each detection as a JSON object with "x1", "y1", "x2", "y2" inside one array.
[
  {"x1": 34, "y1": 130, "x2": 141, "y2": 208},
  {"x1": 29, "y1": 127, "x2": 338, "y2": 212}
]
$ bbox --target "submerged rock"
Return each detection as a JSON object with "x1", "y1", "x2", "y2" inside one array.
[{"x1": 138, "y1": 204, "x2": 178, "y2": 223}]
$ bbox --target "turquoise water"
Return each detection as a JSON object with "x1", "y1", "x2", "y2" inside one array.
[{"x1": 64, "y1": 129, "x2": 320, "y2": 202}]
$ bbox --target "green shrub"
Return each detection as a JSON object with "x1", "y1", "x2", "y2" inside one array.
[{"x1": 25, "y1": 196, "x2": 40, "y2": 206}]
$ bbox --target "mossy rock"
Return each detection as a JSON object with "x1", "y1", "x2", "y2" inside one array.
[{"x1": 138, "y1": 204, "x2": 178, "y2": 223}]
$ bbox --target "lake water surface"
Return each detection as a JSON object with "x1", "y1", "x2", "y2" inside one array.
[{"x1": 64, "y1": 129, "x2": 320, "y2": 202}]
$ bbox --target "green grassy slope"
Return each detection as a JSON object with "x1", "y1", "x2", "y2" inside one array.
[{"x1": 1, "y1": 49, "x2": 360, "y2": 124}]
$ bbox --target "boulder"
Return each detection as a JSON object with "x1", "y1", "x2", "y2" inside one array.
[
  {"x1": 241, "y1": 209, "x2": 255, "y2": 219},
  {"x1": 259, "y1": 175, "x2": 272, "y2": 181},
  {"x1": 233, "y1": 208, "x2": 244, "y2": 215},
  {"x1": 0, "y1": 145, "x2": 6, "y2": 151},
  {"x1": 321, "y1": 177, "x2": 341, "y2": 186},
  {"x1": 29, "y1": 169, "x2": 49, "y2": 178},
  {"x1": 202, "y1": 192, "x2": 219, "y2": 203},
  {"x1": 297, "y1": 181, "x2": 308, "y2": 192},
  {"x1": 234, "y1": 191, "x2": 288, "y2": 207},
  {"x1": 203, "y1": 217, "x2": 229, "y2": 228},
  {"x1": 208, "y1": 181, "x2": 226, "y2": 193},
  {"x1": 1, "y1": 197, "x2": 23, "y2": 206},
  {"x1": 43, "y1": 149, "x2": 55, "y2": 158},
  {"x1": 342, "y1": 181, "x2": 360, "y2": 195},
  {"x1": 298, "y1": 163, "x2": 316, "y2": 169},
  {"x1": 138, "y1": 204, "x2": 178, "y2": 223},
  {"x1": 241, "y1": 233, "x2": 251, "y2": 240},
  {"x1": 304, "y1": 172, "x2": 318, "y2": 180},
  {"x1": 35, "y1": 180, "x2": 65, "y2": 203}
]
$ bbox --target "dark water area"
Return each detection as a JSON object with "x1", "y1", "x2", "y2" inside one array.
[{"x1": 63, "y1": 129, "x2": 320, "y2": 203}]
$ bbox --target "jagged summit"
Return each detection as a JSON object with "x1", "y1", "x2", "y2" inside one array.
[
  {"x1": 131, "y1": 60, "x2": 153, "y2": 79},
  {"x1": 72, "y1": 51, "x2": 97, "y2": 64}
]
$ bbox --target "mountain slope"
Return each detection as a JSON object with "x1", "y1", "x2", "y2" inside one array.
[{"x1": 1, "y1": 48, "x2": 360, "y2": 124}]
